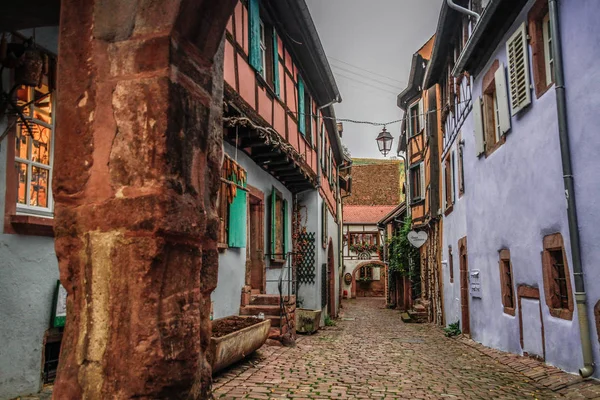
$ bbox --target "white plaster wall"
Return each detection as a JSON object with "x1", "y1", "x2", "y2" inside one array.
[
  {"x1": 442, "y1": 136, "x2": 468, "y2": 329},
  {"x1": 0, "y1": 28, "x2": 60, "y2": 400},
  {"x1": 212, "y1": 142, "x2": 292, "y2": 319},
  {"x1": 462, "y1": 0, "x2": 591, "y2": 375}
]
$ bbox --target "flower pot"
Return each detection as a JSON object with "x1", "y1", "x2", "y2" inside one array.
[
  {"x1": 210, "y1": 316, "x2": 271, "y2": 374},
  {"x1": 296, "y1": 308, "x2": 321, "y2": 334}
]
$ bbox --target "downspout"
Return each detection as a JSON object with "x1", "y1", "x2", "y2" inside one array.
[
  {"x1": 446, "y1": 0, "x2": 479, "y2": 21},
  {"x1": 548, "y1": 0, "x2": 595, "y2": 378}
]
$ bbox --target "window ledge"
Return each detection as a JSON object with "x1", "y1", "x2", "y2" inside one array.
[
  {"x1": 217, "y1": 243, "x2": 228, "y2": 253},
  {"x1": 410, "y1": 198, "x2": 425, "y2": 206},
  {"x1": 548, "y1": 307, "x2": 573, "y2": 321},
  {"x1": 503, "y1": 306, "x2": 516, "y2": 316},
  {"x1": 270, "y1": 258, "x2": 286, "y2": 267},
  {"x1": 10, "y1": 214, "x2": 54, "y2": 237},
  {"x1": 444, "y1": 204, "x2": 454, "y2": 217}
]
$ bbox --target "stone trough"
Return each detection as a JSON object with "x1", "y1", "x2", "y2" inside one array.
[{"x1": 210, "y1": 317, "x2": 271, "y2": 374}]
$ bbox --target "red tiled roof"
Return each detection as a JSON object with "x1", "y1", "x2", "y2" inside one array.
[{"x1": 343, "y1": 205, "x2": 398, "y2": 224}]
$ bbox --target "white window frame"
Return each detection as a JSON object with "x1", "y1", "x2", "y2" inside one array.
[
  {"x1": 259, "y1": 20, "x2": 267, "y2": 79},
  {"x1": 542, "y1": 13, "x2": 554, "y2": 86},
  {"x1": 15, "y1": 87, "x2": 56, "y2": 218},
  {"x1": 493, "y1": 90, "x2": 501, "y2": 143}
]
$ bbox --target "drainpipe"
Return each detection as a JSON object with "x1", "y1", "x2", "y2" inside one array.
[
  {"x1": 446, "y1": 0, "x2": 479, "y2": 22},
  {"x1": 548, "y1": 0, "x2": 594, "y2": 378}
]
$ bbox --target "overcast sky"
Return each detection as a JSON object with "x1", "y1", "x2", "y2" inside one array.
[{"x1": 306, "y1": 0, "x2": 442, "y2": 159}]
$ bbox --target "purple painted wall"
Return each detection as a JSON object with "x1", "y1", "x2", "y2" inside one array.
[{"x1": 459, "y1": 0, "x2": 600, "y2": 377}]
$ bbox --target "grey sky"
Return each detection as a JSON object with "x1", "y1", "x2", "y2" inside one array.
[{"x1": 306, "y1": 0, "x2": 442, "y2": 159}]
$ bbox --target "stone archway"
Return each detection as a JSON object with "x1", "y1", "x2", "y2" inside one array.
[
  {"x1": 52, "y1": 1, "x2": 237, "y2": 399},
  {"x1": 351, "y1": 261, "x2": 387, "y2": 298}
]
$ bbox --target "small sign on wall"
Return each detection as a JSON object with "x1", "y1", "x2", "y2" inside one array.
[
  {"x1": 52, "y1": 280, "x2": 67, "y2": 328},
  {"x1": 470, "y1": 269, "x2": 482, "y2": 298}
]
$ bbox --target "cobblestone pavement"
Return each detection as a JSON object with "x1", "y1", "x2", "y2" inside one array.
[{"x1": 213, "y1": 297, "x2": 600, "y2": 400}]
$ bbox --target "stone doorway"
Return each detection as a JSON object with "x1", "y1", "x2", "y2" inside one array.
[{"x1": 247, "y1": 186, "x2": 265, "y2": 293}]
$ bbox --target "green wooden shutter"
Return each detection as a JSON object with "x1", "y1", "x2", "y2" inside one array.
[
  {"x1": 270, "y1": 186, "x2": 276, "y2": 257},
  {"x1": 298, "y1": 76, "x2": 306, "y2": 135},
  {"x1": 228, "y1": 189, "x2": 247, "y2": 248},
  {"x1": 273, "y1": 30, "x2": 280, "y2": 97},
  {"x1": 283, "y1": 199, "x2": 289, "y2": 255},
  {"x1": 248, "y1": 0, "x2": 262, "y2": 72}
]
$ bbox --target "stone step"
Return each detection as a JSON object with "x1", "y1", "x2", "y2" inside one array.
[
  {"x1": 250, "y1": 294, "x2": 296, "y2": 306},
  {"x1": 400, "y1": 312, "x2": 412, "y2": 323},
  {"x1": 240, "y1": 304, "x2": 282, "y2": 316}
]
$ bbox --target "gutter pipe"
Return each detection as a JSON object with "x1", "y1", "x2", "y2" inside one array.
[
  {"x1": 548, "y1": 0, "x2": 595, "y2": 378},
  {"x1": 446, "y1": 0, "x2": 479, "y2": 22}
]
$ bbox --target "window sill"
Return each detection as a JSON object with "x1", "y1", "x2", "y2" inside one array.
[
  {"x1": 270, "y1": 258, "x2": 286, "y2": 267},
  {"x1": 217, "y1": 243, "x2": 228, "y2": 253},
  {"x1": 485, "y1": 135, "x2": 506, "y2": 158},
  {"x1": 444, "y1": 204, "x2": 454, "y2": 217},
  {"x1": 410, "y1": 198, "x2": 425, "y2": 206},
  {"x1": 10, "y1": 214, "x2": 54, "y2": 237},
  {"x1": 503, "y1": 306, "x2": 516, "y2": 316},
  {"x1": 548, "y1": 307, "x2": 573, "y2": 321},
  {"x1": 535, "y1": 82, "x2": 554, "y2": 99}
]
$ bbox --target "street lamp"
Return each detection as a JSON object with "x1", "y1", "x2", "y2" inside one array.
[{"x1": 376, "y1": 126, "x2": 393, "y2": 157}]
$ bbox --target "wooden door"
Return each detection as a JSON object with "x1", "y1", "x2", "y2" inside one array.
[
  {"x1": 458, "y1": 236, "x2": 470, "y2": 335},
  {"x1": 247, "y1": 189, "x2": 265, "y2": 293}
]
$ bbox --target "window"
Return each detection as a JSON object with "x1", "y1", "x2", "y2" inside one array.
[
  {"x1": 304, "y1": 94, "x2": 313, "y2": 146},
  {"x1": 409, "y1": 162, "x2": 425, "y2": 203},
  {"x1": 448, "y1": 246, "x2": 454, "y2": 283},
  {"x1": 15, "y1": 81, "x2": 54, "y2": 217},
  {"x1": 408, "y1": 99, "x2": 424, "y2": 137},
  {"x1": 473, "y1": 60, "x2": 511, "y2": 157},
  {"x1": 258, "y1": 20, "x2": 267, "y2": 79},
  {"x1": 359, "y1": 266, "x2": 373, "y2": 280},
  {"x1": 218, "y1": 156, "x2": 248, "y2": 249},
  {"x1": 458, "y1": 140, "x2": 465, "y2": 196},
  {"x1": 499, "y1": 249, "x2": 515, "y2": 315},
  {"x1": 528, "y1": 0, "x2": 555, "y2": 97},
  {"x1": 443, "y1": 156, "x2": 453, "y2": 212},
  {"x1": 506, "y1": 23, "x2": 532, "y2": 114},
  {"x1": 541, "y1": 233, "x2": 573, "y2": 320},
  {"x1": 270, "y1": 187, "x2": 288, "y2": 262},
  {"x1": 542, "y1": 13, "x2": 554, "y2": 86}
]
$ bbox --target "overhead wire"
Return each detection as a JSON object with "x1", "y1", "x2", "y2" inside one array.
[
  {"x1": 293, "y1": 98, "x2": 473, "y2": 127},
  {"x1": 334, "y1": 72, "x2": 400, "y2": 96},
  {"x1": 330, "y1": 63, "x2": 405, "y2": 90},
  {"x1": 328, "y1": 56, "x2": 406, "y2": 84}
]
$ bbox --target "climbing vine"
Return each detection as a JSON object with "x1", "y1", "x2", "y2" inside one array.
[{"x1": 387, "y1": 217, "x2": 419, "y2": 279}]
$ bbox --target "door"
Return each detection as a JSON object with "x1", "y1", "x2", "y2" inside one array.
[
  {"x1": 458, "y1": 236, "x2": 470, "y2": 335},
  {"x1": 247, "y1": 189, "x2": 265, "y2": 293},
  {"x1": 327, "y1": 240, "x2": 336, "y2": 318}
]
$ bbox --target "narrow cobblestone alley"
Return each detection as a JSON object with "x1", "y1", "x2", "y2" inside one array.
[{"x1": 213, "y1": 298, "x2": 600, "y2": 400}]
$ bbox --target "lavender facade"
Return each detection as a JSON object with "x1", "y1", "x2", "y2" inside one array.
[{"x1": 427, "y1": 0, "x2": 600, "y2": 377}]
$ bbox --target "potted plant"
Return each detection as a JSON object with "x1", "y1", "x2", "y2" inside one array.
[
  {"x1": 295, "y1": 308, "x2": 321, "y2": 334},
  {"x1": 210, "y1": 316, "x2": 271, "y2": 373}
]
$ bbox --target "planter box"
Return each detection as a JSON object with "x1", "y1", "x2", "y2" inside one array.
[
  {"x1": 295, "y1": 308, "x2": 321, "y2": 334},
  {"x1": 210, "y1": 317, "x2": 271, "y2": 374}
]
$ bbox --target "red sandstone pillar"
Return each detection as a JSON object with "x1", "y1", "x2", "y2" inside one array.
[{"x1": 52, "y1": 1, "x2": 235, "y2": 398}]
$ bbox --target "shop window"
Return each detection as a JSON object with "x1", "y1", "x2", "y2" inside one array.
[
  {"x1": 499, "y1": 249, "x2": 516, "y2": 315},
  {"x1": 359, "y1": 266, "x2": 373, "y2": 280},
  {"x1": 541, "y1": 233, "x2": 573, "y2": 320}
]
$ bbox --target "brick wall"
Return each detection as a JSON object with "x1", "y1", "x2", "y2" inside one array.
[{"x1": 343, "y1": 158, "x2": 404, "y2": 206}]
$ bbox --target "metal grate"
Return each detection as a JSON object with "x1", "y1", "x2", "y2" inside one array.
[
  {"x1": 321, "y1": 263, "x2": 328, "y2": 309},
  {"x1": 296, "y1": 232, "x2": 316, "y2": 285}
]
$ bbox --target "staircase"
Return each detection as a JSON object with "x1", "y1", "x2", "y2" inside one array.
[
  {"x1": 240, "y1": 293, "x2": 296, "y2": 340},
  {"x1": 400, "y1": 299, "x2": 429, "y2": 323}
]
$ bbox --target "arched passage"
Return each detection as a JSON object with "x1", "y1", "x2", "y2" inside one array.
[
  {"x1": 52, "y1": 1, "x2": 237, "y2": 398},
  {"x1": 351, "y1": 261, "x2": 387, "y2": 298}
]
